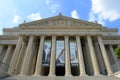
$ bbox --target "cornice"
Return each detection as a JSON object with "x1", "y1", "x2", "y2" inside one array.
[
  {"x1": 3, "y1": 27, "x2": 20, "y2": 32},
  {"x1": 101, "y1": 27, "x2": 118, "y2": 32}
]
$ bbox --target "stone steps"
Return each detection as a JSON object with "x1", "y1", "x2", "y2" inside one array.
[{"x1": 0, "y1": 76, "x2": 120, "y2": 80}]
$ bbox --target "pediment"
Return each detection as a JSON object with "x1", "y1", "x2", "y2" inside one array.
[{"x1": 19, "y1": 14, "x2": 102, "y2": 29}]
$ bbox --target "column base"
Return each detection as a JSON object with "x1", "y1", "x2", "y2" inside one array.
[
  {"x1": 108, "y1": 73, "x2": 113, "y2": 76},
  {"x1": 65, "y1": 74, "x2": 72, "y2": 77},
  {"x1": 18, "y1": 72, "x2": 30, "y2": 76},
  {"x1": 48, "y1": 74, "x2": 56, "y2": 77},
  {"x1": 7, "y1": 69, "x2": 14, "y2": 75},
  {"x1": 17, "y1": 73, "x2": 29, "y2": 76},
  {"x1": 33, "y1": 74, "x2": 42, "y2": 77},
  {"x1": 80, "y1": 73, "x2": 88, "y2": 76},
  {"x1": 7, "y1": 72, "x2": 15, "y2": 76},
  {"x1": 94, "y1": 73, "x2": 102, "y2": 76}
]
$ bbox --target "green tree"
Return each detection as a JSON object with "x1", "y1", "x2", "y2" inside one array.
[{"x1": 115, "y1": 45, "x2": 120, "y2": 59}]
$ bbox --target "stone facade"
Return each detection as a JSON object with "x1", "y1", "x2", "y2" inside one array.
[{"x1": 0, "y1": 14, "x2": 120, "y2": 80}]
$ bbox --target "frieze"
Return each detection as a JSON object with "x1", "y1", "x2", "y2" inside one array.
[
  {"x1": 19, "y1": 30, "x2": 102, "y2": 36},
  {"x1": 17, "y1": 29, "x2": 118, "y2": 37}
]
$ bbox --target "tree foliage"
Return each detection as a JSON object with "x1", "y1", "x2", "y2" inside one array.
[{"x1": 115, "y1": 45, "x2": 120, "y2": 59}]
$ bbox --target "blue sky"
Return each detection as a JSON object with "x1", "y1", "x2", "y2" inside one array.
[{"x1": 0, "y1": 0, "x2": 120, "y2": 34}]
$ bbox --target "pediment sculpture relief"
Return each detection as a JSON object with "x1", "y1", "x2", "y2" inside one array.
[{"x1": 20, "y1": 16, "x2": 101, "y2": 29}]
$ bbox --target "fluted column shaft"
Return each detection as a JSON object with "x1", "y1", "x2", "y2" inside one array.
[
  {"x1": 65, "y1": 36, "x2": 71, "y2": 76},
  {"x1": 97, "y1": 36, "x2": 113, "y2": 75},
  {"x1": 76, "y1": 36, "x2": 87, "y2": 76},
  {"x1": 87, "y1": 36, "x2": 100, "y2": 76},
  {"x1": 94, "y1": 40, "x2": 105, "y2": 74},
  {"x1": 109, "y1": 45, "x2": 120, "y2": 70},
  {"x1": 49, "y1": 36, "x2": 56, "y2": 76},
  {"x1": 34, "y1": 36, "x2": 45, "y2": 75},
  {"x1": 85, "y1": 41, "x2": 93, "y2": 74},
  {"x1": 20, "y1": 36, "x2": 35, "y2": 75},
  {"x1": 15, "y1": 41, "x2": 27, "y2": 74},
  {"x1": 8, "y1": 36, "x2": 23, "y2": 75}
]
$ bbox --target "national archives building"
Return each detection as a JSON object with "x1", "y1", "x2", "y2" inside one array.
[{"x1": 0, "y1": 14, "x2": 120, "y2": 80}]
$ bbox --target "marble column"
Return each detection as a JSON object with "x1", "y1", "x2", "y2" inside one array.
[
  {"x1": 15, "y1": 40, "x2": 27, "y2": 74},
  {"x1": 87, "y1": 36, "x2": 100, "y2": 76},
  {"x1": 20, "y1": 35, "x2": 35, "y2": 75},
  {"x1": 85, "y1": 40, "x2": 93, "y2": 75},
  {"x1": 64, "y1": 36, "x2": 72, "y2": 76},
  {"x1": 94, "y1": 40, "x2": 106, "y2": 75},
  {"x1": 49, "y1": 36, "x2": 56, "y2": 76},
  {"x1": 109, "y1": 45, "x2": 120, "y2": 71},
  {"x1": 8, "y1": 36, "x2": 23, "y2": 75},
  {"x1": 0, "y1": 45, "x2": 12, "y2": 73},
  {"x1": 76, "y1": 36, "x2": 87, "y2": 76},
  {"x1": 34, "y1": 35, "x2": 45, "y2": 75},
  {"x1": 97, "y1": 36, "x2": 113, "y2": 75}
]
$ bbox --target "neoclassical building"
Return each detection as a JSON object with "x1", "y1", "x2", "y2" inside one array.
[{"x1": 0, "y1": 13, "x2": 120, "y2": 80}]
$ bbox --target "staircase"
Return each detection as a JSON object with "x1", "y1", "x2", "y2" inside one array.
[
  {"x1": 0, "y1": 61, "x2": 10, "y2": 78},
  {"x1": 0, "y1": 75, "x2": 120, "y2": 80},
  {"x1": 0, "y1": 61, "x2": 17, "y2": 79},
  {"x1": 0, "y1": 61, "x2": 119, "y2": 80}
]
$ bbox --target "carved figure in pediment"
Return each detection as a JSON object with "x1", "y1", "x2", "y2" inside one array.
[
  {"x1": 57, "y1": 20, "x2": 63, "y2": 24},
  {"x1": 43, "y1": 22, "x2": 48, "y2": 26},
  {"x1": 66, "y1": 21, "x2": 71, "y2": 25},
  {"x1": 48, "y1": 21, "x2": 54, "y2": 25}
]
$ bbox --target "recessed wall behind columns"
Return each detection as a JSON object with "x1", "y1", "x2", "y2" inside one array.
[
  {"x1": 69, "y1": 36, "x2": 79, "y2": 76},
  {"x1": 0, "y1": 45, "x2": 16, "y2": 74},
  {"x1": 0, "y1": 46, "x2": 8, "y2": 62},
  {"x1": 105, "y1": 45, "x2": 114, "y2": 65},
  {"x1": 30, "y1": 37, "x2": 39, "y2": 75}
]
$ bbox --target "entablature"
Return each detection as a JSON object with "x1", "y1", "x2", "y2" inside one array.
[
  {"x1": 102, "y1": 36, "x2": 120, "y2": 44},
  {"x1": 103, "y1": 40, "x2": 120, "y2": 44},
  {"x1": 102, "y1": 36, "x2": 120, "y2": 40},
  {"x1": 19, "y1": 28, "x2": 117, "y2": 36},
  {"x1": 0, "y1": 40, "x2": 17, "y2": 45},
  {"x1": 2, "y1": 27, "x2": 20, "y2": 35},
  {"x1": 0, "y1": 35, "x2": 18, "y2": 40}
]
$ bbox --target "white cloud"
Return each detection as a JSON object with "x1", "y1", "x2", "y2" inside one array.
[
  {"x1": 45, "y1": 0, "x2": 60, "y2": 13},
  {"x1": 27, "y1": 12, "x2": 41, "y2": 21},
  {"x1": 13, "y1": 16, "x2": 20, "y2": 24},
  {"x1": 89, "y1": 0, "x2": 120, "y2": 23},
  {"x1": 50, "y1": 4, "x2": 60, "y2": 13},
  {"x1": 45, "y1": 0, "x2": 51, "y2": 5},
  {"x1": 88, "y1": 10, "x2": 105, "y2": 25},
  {"x1": 71, "y1": 10, "x2": 79, "y2": 19},
  {"x1": 89, "y1": 10, "x2": 96, "y2": 22}
]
